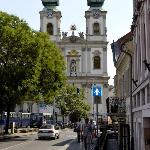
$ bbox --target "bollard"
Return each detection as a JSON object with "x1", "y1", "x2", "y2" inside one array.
[{"x1": 11, "y1": 122, "x2": 15, "y2": 134}]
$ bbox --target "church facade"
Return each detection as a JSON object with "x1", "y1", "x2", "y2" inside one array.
[{"x1": 39, "y1": 0, "x2": 109, "y2": 118}]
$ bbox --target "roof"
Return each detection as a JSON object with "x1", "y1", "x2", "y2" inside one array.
[{"x1": 111, "y1": 32, "x2": 133, "y2": 65}]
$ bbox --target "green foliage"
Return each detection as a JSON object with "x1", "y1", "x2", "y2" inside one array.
[
  {"x1": 55, "y1": 84, "x2": 90, "y2": 119},
  {"x1": 0, "y1": 11, "x2": 37, "y2": 111},
  {"x1": 0, "y1": 11, "x2": 66, "y2": 112},
  {"x1": 24, "y1": 32, "x2": 66, "y2": 103}
]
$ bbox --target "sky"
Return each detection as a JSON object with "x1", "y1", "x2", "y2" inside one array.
[{"x1": 0, "y1": 0, "x2": 133, "y2": 85}]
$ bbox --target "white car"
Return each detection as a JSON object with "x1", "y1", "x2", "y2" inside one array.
[{"x1": 38, "y1": 124, "x2": 60, "y2": 140}]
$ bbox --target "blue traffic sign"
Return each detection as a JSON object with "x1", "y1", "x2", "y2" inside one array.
[{"x1": 92, "y1": 86, "x2": 102, "y2": 96}]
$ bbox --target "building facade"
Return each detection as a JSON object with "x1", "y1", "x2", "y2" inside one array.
[
  {"x1": 111, "y1": 32, "x2": 133, "y2": 149},
  {"x1": 39, "y1": 0, "x2": 109, "y2": 119},
  {"x1": 112, "y1": 32, "x2": 133, "y2": 123},
  {"x1": 132, "y1": 0, "x2": 150, "y2": 150}
]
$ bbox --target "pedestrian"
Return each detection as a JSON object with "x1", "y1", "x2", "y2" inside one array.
[
  {"x1": 81, "y1": 118, "x2": 92, "y2": 150},
  {"x1": 89, "y1": 119, "x2": 96, "y2": 144},
  {"x1": 76, "y1": 118, "x2": 82, "y2": 143}
]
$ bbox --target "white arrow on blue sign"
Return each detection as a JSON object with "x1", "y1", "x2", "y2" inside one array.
[{"x1": 92, "y1": 86, "x2": 102, "y2": 96}]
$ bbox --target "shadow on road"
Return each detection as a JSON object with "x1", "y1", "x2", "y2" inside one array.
[
  {"x1": 66, "y1": 140, "x2": 81, "y2": 150},
  {"x1": 0, "y1": 137, "x2": 28, "y2": 142}
]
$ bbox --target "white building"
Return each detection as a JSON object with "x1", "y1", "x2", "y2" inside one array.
[
  {"x1": 132, "y1": 0, "x2": 150, "y2": 149},
  {"x1": 15, "y1": 0, "x2": 109, "y2": 120},
  {"x1": 39, "y1": 0, "x2": 109, "y2": 118}
]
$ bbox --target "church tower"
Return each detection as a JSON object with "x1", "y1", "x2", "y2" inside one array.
[
  {"x1": 85, "y1": 0, "x2": 108, "y2": 76},
  {"x1": 39, "y1": 0, "x2": 61, "y2": 42},
  {"x1": 83, "y1": 0, "x2": 109, "y2": 116}
]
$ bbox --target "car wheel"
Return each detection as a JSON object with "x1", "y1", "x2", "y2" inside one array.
[{"x1": 57, "y1": 134, "x2": 59, "y2": 139}]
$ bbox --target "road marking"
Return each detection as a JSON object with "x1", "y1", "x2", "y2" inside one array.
[{"x1": 0, "y1": 140, "x2": 33, "y2": 150}]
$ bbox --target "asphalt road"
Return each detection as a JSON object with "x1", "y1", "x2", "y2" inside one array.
[{"x1": 0, "y1": 128, "x2": 76, "y2": 150}]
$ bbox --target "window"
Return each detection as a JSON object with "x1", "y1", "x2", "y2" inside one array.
[
  {"x1": 93, "y1": 56, "x2": 101, "y2": 69},
  {"x1": 133, "y1": 96, "x2": 136, "y2": 108},
  {"x1": 94, "y1": 96, "x2": 101, "y2": 104},
  {"x1": 141, "y1": 88, "x2": 145, "y2": 105},
  {"x1": 147, "y1": 84, "x2": 150, "y2": 103},
  {"x1": 137, "y1": 92, "x2": 140, "y2": 106},
  {"x1": 93, "y1": 23, "x2": 100, "y2": 35},
  {"x1": 47, "y1": 23, "x2": 53, "y2": 35}
]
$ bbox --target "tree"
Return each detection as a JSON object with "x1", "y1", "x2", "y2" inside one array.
[
  {"x1": 55, "y1": 84, "x2": 90, "y2": 123},
  {"x1": 24, "y1": 32, "x2": 66, "y2": 103},
  {"x1": 0, "y1": 11, "x2": 66, "y2": 133}
]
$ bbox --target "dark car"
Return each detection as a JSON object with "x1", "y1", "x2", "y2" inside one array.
[{"x1": 56, "y1": 121, "x2": 64, "y2": 129}]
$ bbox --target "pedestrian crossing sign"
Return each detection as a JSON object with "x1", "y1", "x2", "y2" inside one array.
[{"x1": 92, "y1": 86, "x2": 102, "y2": 96}]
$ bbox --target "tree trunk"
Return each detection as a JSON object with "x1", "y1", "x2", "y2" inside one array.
[
  {"x1": 62, "y1": 115, "x2": 65, "y2": 128},
  {"x1": 5, "y1": 107, "x2": 10, "y2": 134}
]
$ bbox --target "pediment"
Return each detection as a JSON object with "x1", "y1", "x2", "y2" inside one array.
[{"x1": 61, "y1": 35, "x2": 85, "y2": 44}]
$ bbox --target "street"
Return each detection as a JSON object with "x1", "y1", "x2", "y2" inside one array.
[{"x1": 0, "y1": 129, "x2": 76, "y2": 150}]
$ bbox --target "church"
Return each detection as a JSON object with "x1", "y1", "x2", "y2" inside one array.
[
  {"x1": 39, "y1": 0, "x2": 109, "y2": 119},
  {"x1": 15, "y1": 0, "x2": 110, "y2": 121}
]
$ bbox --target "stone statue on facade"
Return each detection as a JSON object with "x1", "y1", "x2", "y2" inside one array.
[
  {"x1": 62, "y1": 32, "x2": 68, "y2": 38},
  {"x1": 78, "y1": 32, "x2": 84, "y2": 39},
  {"x1": 70, "y1": 59, "x2": 77, "y2": 76}
]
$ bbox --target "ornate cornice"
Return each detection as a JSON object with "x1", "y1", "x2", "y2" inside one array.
[{"x1": 68, "y1": 49, "x2": 79, "y2": 56}]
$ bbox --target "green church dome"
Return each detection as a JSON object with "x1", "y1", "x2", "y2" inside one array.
[
  {"x1": 87, "y1": 0, "x2": 105, "y2": 7},
  {"x1": 41, "y1": 0, "x2": 59, "y2": 9}
]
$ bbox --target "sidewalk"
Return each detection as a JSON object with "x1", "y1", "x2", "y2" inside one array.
[
  {"x1": 0, "y1": 129, "x2": 37, "y2": 140},
  {"x1": 65, "y1": 137, "x2": 98, "y2": 150}
]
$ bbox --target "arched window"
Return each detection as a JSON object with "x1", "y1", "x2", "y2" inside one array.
[
  {"x1": 47, "y1": 23, "x2": 53, "y2": 35},
  {"x1": 93, "y1": 56, "x2": 101, "y2": 69},
  {"x1": 93, "y1": 23, "x2": 100, "y2": 35}
]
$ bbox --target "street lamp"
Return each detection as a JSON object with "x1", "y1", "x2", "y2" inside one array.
[{"x1": 121, "y1": 44, "x2": 134, "y2": 150}]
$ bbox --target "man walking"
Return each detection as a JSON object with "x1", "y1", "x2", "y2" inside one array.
[
  {"x1": 76, "y1": 118, "x2": 82, "y2": 143},
  {"x1": 82, "y1": 118, "x2": 92, "y2": 150}
]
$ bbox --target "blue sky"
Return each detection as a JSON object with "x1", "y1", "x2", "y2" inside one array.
[{"x1": 0, "y1": 0, "x2": 133, "y2": 85}]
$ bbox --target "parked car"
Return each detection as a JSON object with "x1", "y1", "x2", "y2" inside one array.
[
  {"x1": 38, "y1": 124, "x2": 60, "y2": 140},
  {"x1": 56, "y1": 121, "x2": 64, "y2": 129},
  {"x1": 63, "y1": 122, "x2": 68, "y2": 128}
]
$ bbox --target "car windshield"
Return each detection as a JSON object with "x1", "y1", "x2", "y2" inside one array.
[{"x1": 40, "y1": 125, "x2": 53, "y2": 129}]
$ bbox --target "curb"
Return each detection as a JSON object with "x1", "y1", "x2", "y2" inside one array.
[
  {"x1": 0, "y1": 135, "x2": 19, "y2": 140},
  {"x1": 0, "y1": 132, "x2": 37, "y2": 140}
]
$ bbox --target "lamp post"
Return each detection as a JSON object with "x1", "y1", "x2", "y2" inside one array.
[{"x1": 121, "y1": 45, "x2": 134, "y2": 150}]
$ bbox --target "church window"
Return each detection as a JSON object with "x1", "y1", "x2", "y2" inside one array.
[
  {"x1": 47, "y1": 23, "x2": 53, "y2": 35},
  {"x1": 93, "y1": 56, "x2": 101, "y2": 69},
  {"x1": 93, "y1": 23, "x2": 100, "y2": 35}
]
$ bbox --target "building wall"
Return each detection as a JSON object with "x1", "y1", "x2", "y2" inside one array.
[{"x1": 132, "y1": 0, "x2": 150, "y2": 149}]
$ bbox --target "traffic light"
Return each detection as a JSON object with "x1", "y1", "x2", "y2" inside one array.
[{"x1": 77, "y1": 88, "x2": 80, "y2": 94}]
